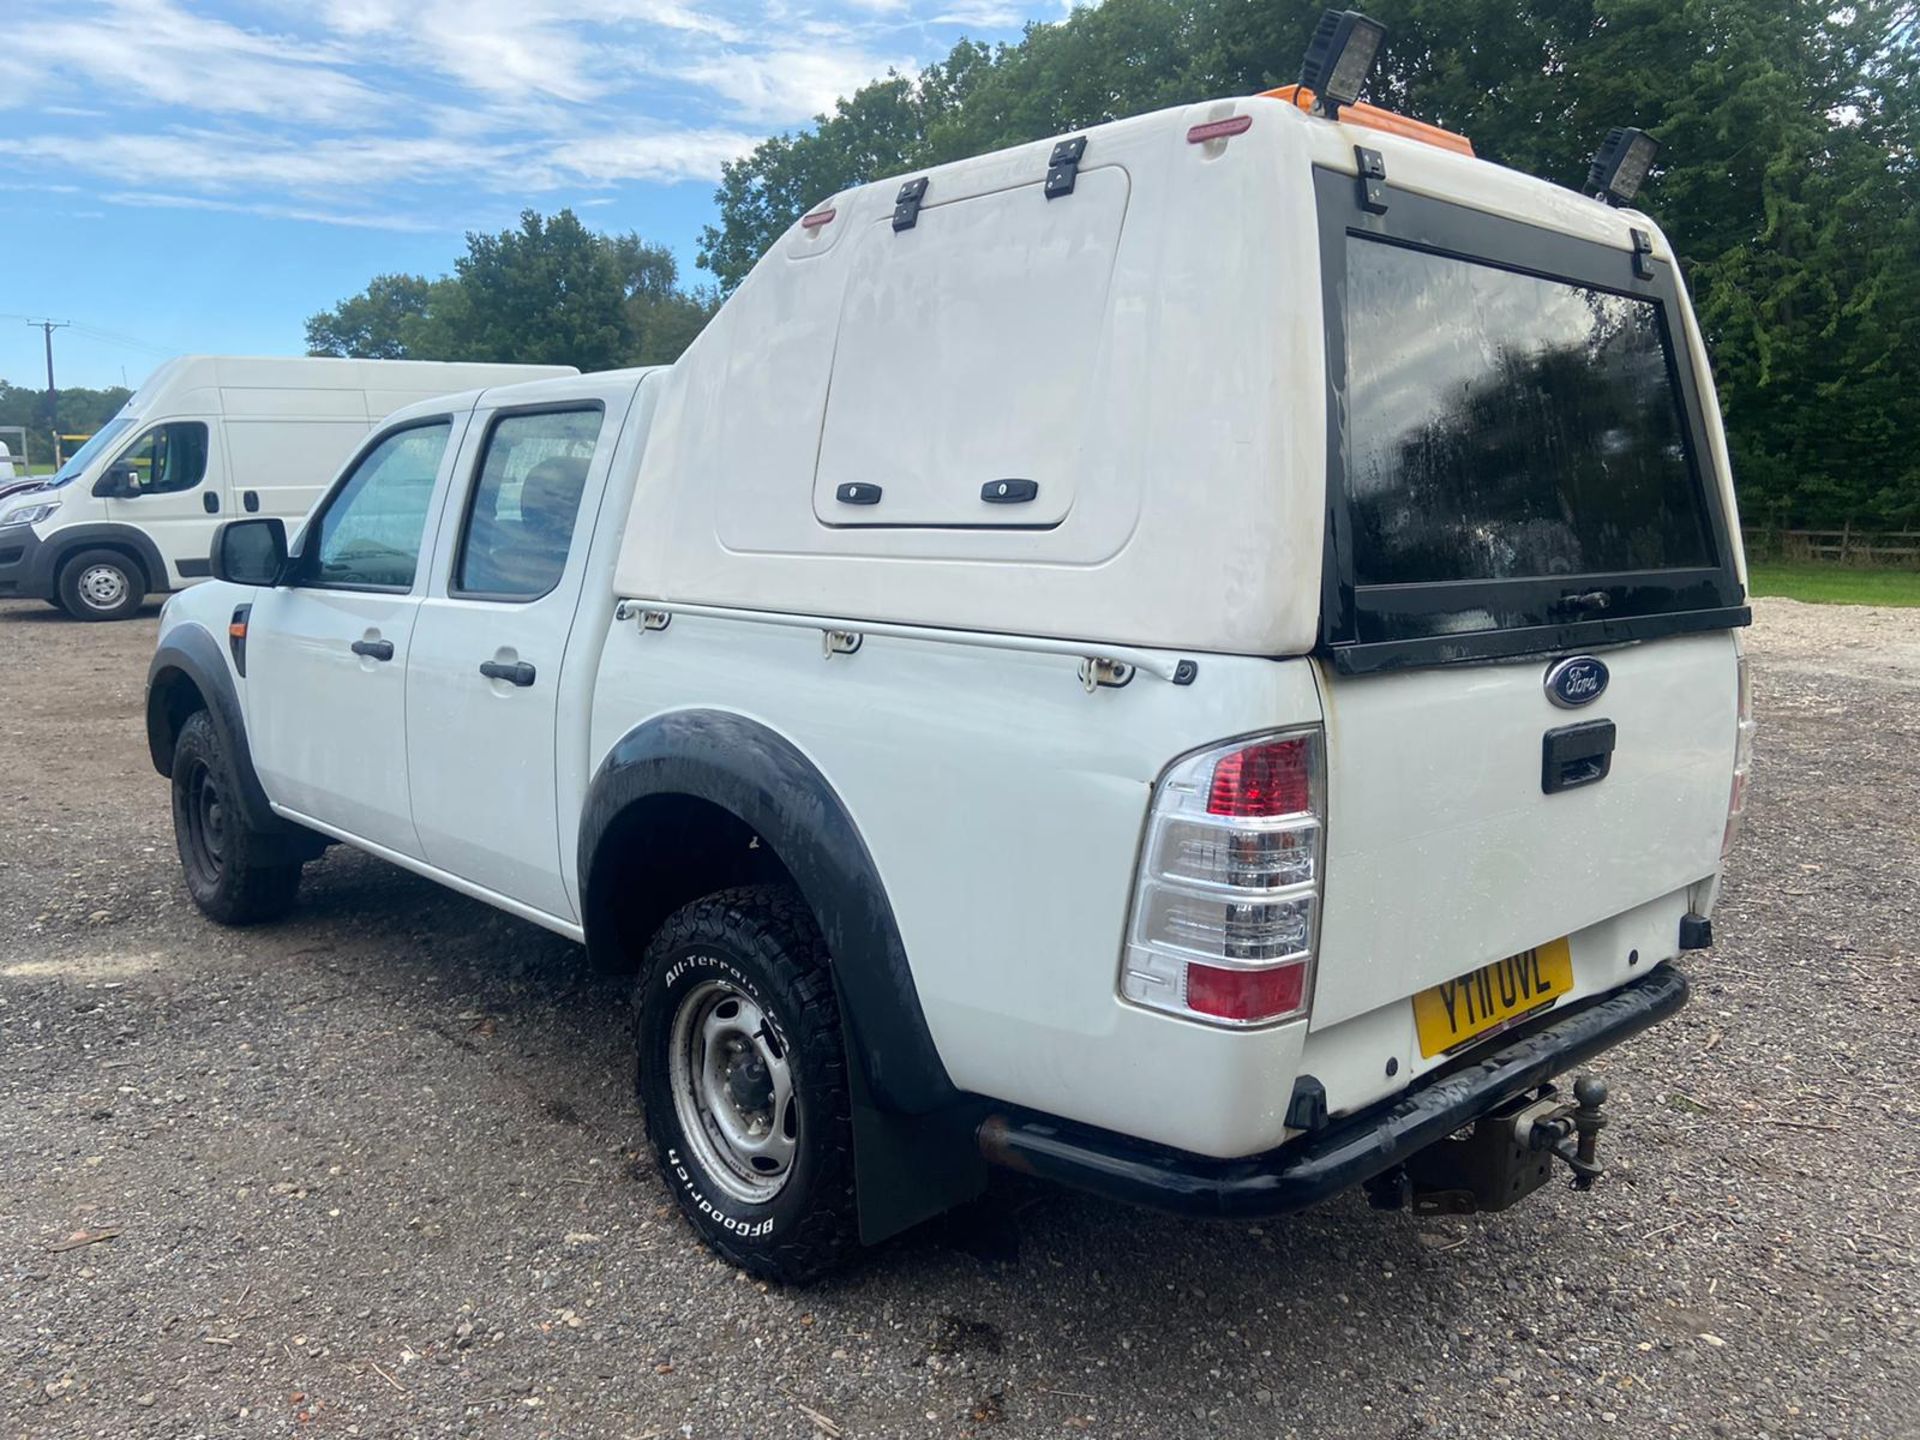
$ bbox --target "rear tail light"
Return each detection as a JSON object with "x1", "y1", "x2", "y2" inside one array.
[
  {"x1": 1121, "y1": 730, "x2": 1323, "y2": 1028},
  {"x1": 1722, "y1": 634, "x2": 1755, "y2": 858}
]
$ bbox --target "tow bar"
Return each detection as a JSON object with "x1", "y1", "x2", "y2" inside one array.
[{"x1": 1364, "y1": 1074, "x2": 1612, "y2": 1215}]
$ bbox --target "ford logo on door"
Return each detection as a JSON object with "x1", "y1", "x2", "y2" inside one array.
[{"x1": 1545, "y1": 655, "x2": 1609, "y2": 708}]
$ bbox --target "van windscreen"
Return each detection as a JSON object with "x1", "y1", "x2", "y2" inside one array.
[{"x1": 1346, "y1": 237, "x2": 1712, "y2": 587}]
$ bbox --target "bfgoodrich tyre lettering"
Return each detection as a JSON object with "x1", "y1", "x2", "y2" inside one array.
[{"x1": 635, "y1": 885, "x2": 859, "y2": 1282}]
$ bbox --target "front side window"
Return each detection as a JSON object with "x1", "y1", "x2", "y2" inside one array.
[
  {"x1": 307, "y1": 421, "x2": 452, "y2": 590},
  {"x1": 53, "y1": 416, "x2": 134, "y2": 486},
  {"x1": 453, "y1": 408, "x2": 601, "y2": 599},
  {"x1": 121, "y1": 422, "x2": 210, "y2": 495}
]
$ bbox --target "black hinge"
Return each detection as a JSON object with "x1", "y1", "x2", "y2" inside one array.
[
  {"x1": 1045, "y1": 136, "x2": 1086, "y2": 200},
  {"x1": 893, "y1": 177, "x2": 928, "y2": 232},
  {"x1": 1630, "y1": 227, "x2": 1655, "y2": 280},
  {"x1": 1356, "y1": 146, "x2": 1388, "y2": 214}
]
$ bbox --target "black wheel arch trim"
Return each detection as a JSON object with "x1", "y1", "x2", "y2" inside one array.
[
  {"x1": 42, "y1": 523, "x2": 171, "y2": 597},
  {"x1": 579, "y1": 709, "x2": 957, "y2": 1118},
  {"x1": 146, "y1": 623, "x2": 282, "y2": 835}
]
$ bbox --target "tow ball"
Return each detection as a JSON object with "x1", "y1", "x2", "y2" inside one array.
[{"x1": 1365, "y1": 1075, "x2": 1612, "y2": 1215}]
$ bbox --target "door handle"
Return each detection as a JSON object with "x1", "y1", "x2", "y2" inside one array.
[
  {"x1": 243, "y1": 490, "x2": 260, "y2": 513},
  {"x1": 479, "y1": 659, "x2": 536, "y2": 687},
  {"x1": 203, "y1": 492, "x2": 220, "y2": 514},
  {"x1": 351, "y1": 638, "x2": 395, "y2": 661}
]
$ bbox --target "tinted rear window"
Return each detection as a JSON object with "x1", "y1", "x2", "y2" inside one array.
[{"x1": 1346, "y1": 237, "x2": 1713, "y2": 585}]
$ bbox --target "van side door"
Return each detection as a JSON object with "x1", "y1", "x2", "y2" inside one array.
[
  {"x1": 404, "y1": 381, "x2": 636, "y2": 922},
  {"x1": 97, "y1": 417, "x2": 228, "y2": 586},
  {"x1": 243, "y1": 413, "x2": 467, "y2": 858}
]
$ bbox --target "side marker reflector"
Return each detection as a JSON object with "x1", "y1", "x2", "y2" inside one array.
[{"x1": 800, "y1": 208, "x2": 836, "y2": 229}]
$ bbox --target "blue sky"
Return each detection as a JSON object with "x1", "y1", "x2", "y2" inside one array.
[{"x1": 0, "y1": 0, "x2": 1059, "y2": 390}]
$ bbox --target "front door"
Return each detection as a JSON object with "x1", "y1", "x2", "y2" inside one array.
[
  {"x1": 405, "y1": 389, "x2": 631, "y2": 920},
  {"x1": 245, "y1": 414, "x2": 464, "y2": 858},
  {"x1": 100, "y1": 418, "x2": 225, "y2": 584}
]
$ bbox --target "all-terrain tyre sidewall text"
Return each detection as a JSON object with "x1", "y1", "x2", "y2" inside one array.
[{"x1": 636, "y1": 885, "x2": 859, "y2": 1283}]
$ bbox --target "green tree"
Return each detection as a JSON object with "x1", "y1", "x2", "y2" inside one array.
[
  {"x1": 308, "y1": 214, "x2": 716, "y2": 370},
  {"x1": 304, "y1": 273, "x2": 438, "y2": 359}
]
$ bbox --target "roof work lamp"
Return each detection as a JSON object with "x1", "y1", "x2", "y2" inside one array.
[
  {"x1": 1588, "y1": 127, "x2": 1660, "y2": 206},
  {"x1": 1298, "y1": 9, "x2": 1387, "y2": 117}
]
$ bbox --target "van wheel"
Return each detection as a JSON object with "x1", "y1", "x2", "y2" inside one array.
[
  {"x1": 57, "y1": 548, "x2": 145, "y2": 621},
  {"x1": 636, "y1": 885, "x2": 859, "y2": 1283},
  {"x1": 170, "y1": 710, "x2": 303, "y2": 925}
]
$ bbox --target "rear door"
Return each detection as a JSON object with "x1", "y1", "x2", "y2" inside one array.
[
  {"x1": 1308, "y1": 170, "x2": 1747, "y2": 1027},
  {"x1": 404, "y1": 381, "x2": 634, "y2": 919}
]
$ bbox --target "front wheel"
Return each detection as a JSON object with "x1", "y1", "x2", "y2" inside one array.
[
  {"x1": 170, "y1": 710, "x2": 303, "y2": 925},
  {"x1": 636, "y1": 885, "x2": 859, "y2": 1282},
  {"x1": 56, "y1": 548, "x2": 146, "y2": 621}
]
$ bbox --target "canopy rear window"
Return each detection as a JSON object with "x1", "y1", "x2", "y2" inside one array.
[{"x1": 1315, "y1": 171, "x2": 1747, "y2": 672}]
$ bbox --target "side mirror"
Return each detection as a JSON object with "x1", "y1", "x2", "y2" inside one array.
[
  {"x1": 92, "y1": 466, "x2": 142, "y2": 499},
  {"x1": 211, "y1": 517, "x2": 288, "y2": 586}
]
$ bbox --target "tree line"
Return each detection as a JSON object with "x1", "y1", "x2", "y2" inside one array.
[
  {"x1": 309, "y1": 0, "x2": 1919, "y2": 530},
  {"x1": 0, "y1": 383, "x2": 131, "y2": 462}
]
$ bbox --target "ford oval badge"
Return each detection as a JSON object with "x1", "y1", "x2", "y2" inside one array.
[{"x1": 1545, "y1": 655, "x2": 1609, "y2": 709}]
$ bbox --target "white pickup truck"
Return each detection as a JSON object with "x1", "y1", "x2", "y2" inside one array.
[{"x1": 145, "y1": 77, "x2": 1753, "y2": 1280}]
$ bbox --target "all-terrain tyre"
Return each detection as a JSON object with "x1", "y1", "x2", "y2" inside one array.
[
  {"x1": 170, "y1": 710, "x2": 303, "y2": 925},
  {"x1": 57, "y1": 548, "x2": 146, "y2": 621},
  {"x1": 636, "y1": 884, "x2": 859, "y2": 1283}
]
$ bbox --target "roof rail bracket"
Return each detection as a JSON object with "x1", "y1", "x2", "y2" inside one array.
[
  {"x1": 1356, "y1": 146, "x2": 1388, "y2": 214},
  {"x1": 1078, "y1": 656, "x2": 1135, "y2": 692},
  {"x1": 1045, "y1": 136, "x2": 1087, "y2": 199},
  {"x1": 892, "y1": 177, "x2": 928, "y2": 232}
]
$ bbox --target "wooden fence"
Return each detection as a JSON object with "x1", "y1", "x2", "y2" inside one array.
[{"x1": 1742, "y1": 526, "x2": 1920, "y2": 567}]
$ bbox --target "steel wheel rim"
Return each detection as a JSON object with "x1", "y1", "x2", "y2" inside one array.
[
  {"x1": 667, "y1": 978, "x2": 797, "y2": 1204},
  {"x1": 78, "y1": 564, "x2": 128, "y2": 611},
  {"x1": 183, "y1": 760, "x2": 225, "y2": 883}
]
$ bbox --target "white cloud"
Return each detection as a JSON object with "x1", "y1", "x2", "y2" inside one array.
[
  {"x1": 675, "y1": 45, "x2": 920, "y2": 121},
  {"x1": 100, "y1": 189, "x2": 444, "y2": 231},
  {"x1": 10, "y1": 0, "x2": 379, "y2": 126},
  {"x1": 0, "y1": 1, "x2": 1043, "y2": 239},
  {"x1": 535, "y1": 128, "x2": 762, "y2": 185}
]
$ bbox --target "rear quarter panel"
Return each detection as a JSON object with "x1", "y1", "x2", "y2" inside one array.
[{"x1": 587, "y1": 621, "x2": 1325, "y2": 1155}]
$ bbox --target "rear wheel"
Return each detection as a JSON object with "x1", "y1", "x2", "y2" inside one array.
[
  {"x1": 56, "y1": 548, "x2": 145, "y2": 621},
  {"x1": 170, "y1": 710, "x2": 303, "y2": 925},
  {"x1": 636, "y1": 885, "x2": 859, "y2": 1282}
]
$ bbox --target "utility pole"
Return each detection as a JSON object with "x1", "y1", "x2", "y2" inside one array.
[{"x1": 26, "y1": 319, "x2": 70, "y2": 466}]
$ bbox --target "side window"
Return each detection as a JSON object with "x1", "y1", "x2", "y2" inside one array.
[
  {"x1": 453, "y1": 408, "x2": 602, "y2": 600},
  {"x1": 123, "y1": 422, "x2": 209, "y2": 495},
  {"x1": 306, "y1": 421, "x2": 452, "y2": 590}
]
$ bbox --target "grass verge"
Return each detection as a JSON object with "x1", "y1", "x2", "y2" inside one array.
[{"x1": 1749, "y1": 563, "x2": 1920, "y2": 607}]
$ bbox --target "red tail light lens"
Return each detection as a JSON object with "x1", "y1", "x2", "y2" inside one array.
[
  {"x1": 1184, "y1": 959, "x2": 1307, "y2": 1022},
  {"x1": 1207, "y1": 738, "x2": 1312, "y2": 818},
  {"x1": 1122, "y1": 728, "x2": 1324, "y2": 1028}
]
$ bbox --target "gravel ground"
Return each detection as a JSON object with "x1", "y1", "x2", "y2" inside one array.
[{"x1": 2, "y1": 595, "x2": 1915, "y2": 1440}]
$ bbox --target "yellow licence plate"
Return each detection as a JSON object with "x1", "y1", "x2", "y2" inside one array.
[{"x1": 1412, "y1": 938, "x2": 1574, "y2": 1059}]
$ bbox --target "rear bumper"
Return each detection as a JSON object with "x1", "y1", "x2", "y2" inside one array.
[{"x1": 976, "y1": 963, "x2": 1688, "y2": 1219}]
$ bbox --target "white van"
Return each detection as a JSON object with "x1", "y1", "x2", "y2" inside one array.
[
  {"x1": 147, "y1": 71, "x2": 1753, "y2": 1280},
  {"x1": 0, "y1": 356, "x2": 574, "y2": 619}
]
